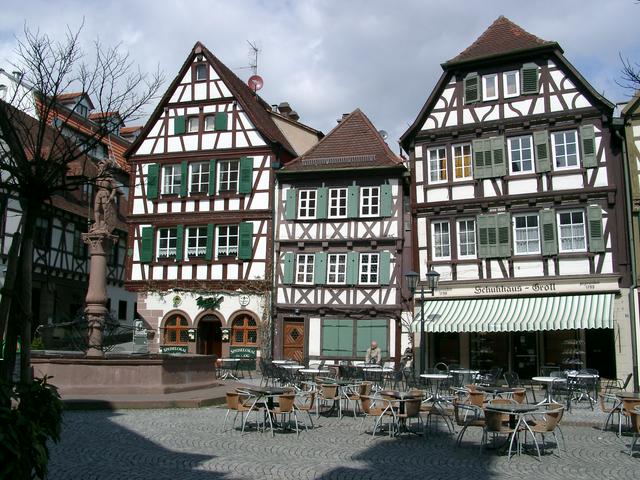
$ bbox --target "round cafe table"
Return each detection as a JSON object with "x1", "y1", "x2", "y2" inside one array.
[
  {"x1": 531, "y1": 376, "x2": 566, "y2": 404},
  {"x1": 272, "y1": 359, "x2": 297, "y2": 365},
  {"x1": 218, "y1": 358, "x2": 241, "y2": 380}
]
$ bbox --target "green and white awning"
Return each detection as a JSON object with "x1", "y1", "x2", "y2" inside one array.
[{"x1": 411, "y1": 294, "x2": 614, "y2": 333}]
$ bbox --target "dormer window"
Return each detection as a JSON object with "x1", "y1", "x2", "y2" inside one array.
[
  {"x1": 482, "y1": 74, "x2": 498, "y2": 101},
  {"x1": 76, "y1": 103, "x2": 88, "y2": 117},
  {"x1": 195, "y1": 64, "x2": 208, "y2": 81}
]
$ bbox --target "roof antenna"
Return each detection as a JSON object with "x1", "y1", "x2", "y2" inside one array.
[{"x1": 246, "y1": 40, "x2": 264, "y2": 93}]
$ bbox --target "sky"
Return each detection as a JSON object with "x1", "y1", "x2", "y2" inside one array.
[{"x1": 1, "y1": 0, "x2": 639, "y2": 153}]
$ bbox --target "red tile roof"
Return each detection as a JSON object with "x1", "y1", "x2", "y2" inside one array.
[
  {"x1": 282, "y1": 109, "x2": 403, "y2": 171},
  {"x1": 56, "y1": 92, "x2": 95, "y2": 109},
  {"x1": 446, "y1": 16, "x2": 556, "y2": 65},
  {"x1": 119, "y1": 125, "x2": 143, "y2": 135}
]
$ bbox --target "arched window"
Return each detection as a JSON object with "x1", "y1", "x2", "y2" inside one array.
[
  {"x1": 164, "y1": 314, "x2": 189, "y2": 345},
  {"x1": 231, "y1": 314, "x2": 258, "y2": 346}
]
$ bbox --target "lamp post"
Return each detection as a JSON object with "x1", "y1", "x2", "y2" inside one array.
[{"x1": 405, "y1": 269, "x2": 440, "y2": 374}]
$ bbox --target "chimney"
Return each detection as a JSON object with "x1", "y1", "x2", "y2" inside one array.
[
  {"x1": 271, "y1": 104, "x2": 278, "y2": 111},
  {"x1": 336, "y1": 113, "x2": 349, "y2": 124},
  {"x1": 288, "y1": 111, "x2": 299, "y2": 121},
  {"x1": 278, "y1": 102, "x2": 292, "y2": 114}
]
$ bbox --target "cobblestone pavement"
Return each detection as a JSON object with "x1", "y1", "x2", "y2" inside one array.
[{"x1": 47, "y1": 405, "x2": 640, "y2": 480}]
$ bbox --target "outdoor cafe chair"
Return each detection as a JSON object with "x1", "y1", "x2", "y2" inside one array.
[
  {"x1": 318, "y1": 383, "x2": 342, "y2": 418},
  {"x1": 511, "y1": 388, "x2": 527, "y2": 404},
  {"x1": 481, "y1": 408, "x2": 513, "y2": 452},
  {"x1": 271, "y1": 393, "x2": 302, "y2": 437},
  {"x1": 478, "y1": 367, "x2": 503, "y2": 387},
  {"x1": 599, "y1": 392, "x2": 623, "y2": 435},
  {"x1": 453, "y1": 399, "x2": 485, "y2": 446},
  {"x1": 295, "y1": 390, "x2": 317, "y2": 429},
  {"x1": 394, "y1": 397, "x2": 424, "y2": 435},
  {"x1": 359, "y1": 395, "x2": 396, "y2": 438},
  {"x1": 627, "y1": 407, "x2": 640, "y2": 456},
  {"x1": 622, "y1": 398, "x2": 640, "y2": 434},
  {"x1": 527, "y1": 403, "x2": 565, "y2": 456},
  {"x1": 224, "y1": 391, "x2": 262, "y2": 434},
  {"x1": 344, "y1": 382, "x2": 370, "y2": 418},
  {"x1": 604, "y1": 373, "x2": 633, "y2": 394}
]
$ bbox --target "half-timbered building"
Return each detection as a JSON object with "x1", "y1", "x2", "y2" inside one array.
[
  {"x1": 274, "y1": 109, "x2": 408, "y2": 364},
  {"x1": 125, "y1": 42, "x2": 321, "y2": 358},
  {"x1": 400, "y1": 16, "x2": 632, "y2": 379}
]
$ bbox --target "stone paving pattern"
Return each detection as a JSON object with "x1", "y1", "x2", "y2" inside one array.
[{"x1": 47, "y1": 402, "x2": 640, "y2": 480}]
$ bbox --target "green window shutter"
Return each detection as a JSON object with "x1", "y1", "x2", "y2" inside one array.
[
  {"x1": 146, "y1": 164, "x2": 159, "y2": 200},
  {"x1": 180, "y1": 161, "x2": 188, "y2": 197},
  {"x1": 285, "y1": 188, "x2": 297, "y2": 220},
  {"x1": 238, "y1": 156, "x2": 254, "y2": 194},
  {"x1": 496, "y1": 213, "x2": 511, "y2": 258},
  {"x1": 205, "y1": 224, "x2": 215, "y2": 261},
  {"x1": 238, "y1": 222, "x2": 253, "y2": 260},
  {"x1": 491, "y1": 136, "x2": 506, "y2": 177},
  {"x1": 380, "y1": 184, "x2": 393, "y2": 217},
  {"x1": 533, "y1": 130, "x2": 551, "y2": 173},
  {"x1": 356, "y1": 319, "x2": 388, "y2": 358},
  {"x1": 322, "y1": 319, "x2": 354, "y2": 357},
  {"x1": 208, "y1": 160, "x2": 217, "y2": 195},
  {"x1": 346, "y1": 251, "x2": 359, "y2": 286},
  {"x1": 379, "y1": 251, "x2": 391, "y2": 285},
  {"x1": 175, "y1": 225, "x2": 184, "y2": 261},
  {"x1": 347, "y1": 185, "x2": 360, "y2": 218},
  {"x1": 476, "y1": 215, "x2": 495, "y2": 259},
  {"x1": 539, "y1": 209, "x2": 557, "y2": 256},
  {"x1": 283, "y1": 252, "x2": 294, "y2": 285},
  {"x1": 521, "y1": 63, "x2": 539, "y2": 94},
  {"x1": 314, "y1": 252, "x2": 327, "y2": 285},
  {"x1": 472, "y1": 139, "x2": 491, "y2": 179},
  {"x1": 581, "y1": 125, "x2": 597, "y2": 168},
  {"x1": 464, "y1": 72, "x2": 480, "y2": 104},
  {"x1": 587, "y1": 205, "x2": 605, "y2": 253},
  {"x1": 316, "y1": 187, "x2": 328, "y2": 219},
  {"x1": 140, "y1": 227, "x2": 154, "y2": 263},
  {"x1": 174, "y1": 115, "x2": 186, "y2": 135},
  {"x1": 214, "y1": 112, "x2": 228, "y2": 131}
]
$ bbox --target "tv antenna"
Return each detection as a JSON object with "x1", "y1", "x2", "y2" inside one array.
[{"x1": 247, "y1": 40, "x2": 259, "y2": 76}]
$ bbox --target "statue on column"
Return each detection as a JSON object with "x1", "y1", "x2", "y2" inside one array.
[{"x1": 91, "y1": 160, "x2": 120, "y2": 234}]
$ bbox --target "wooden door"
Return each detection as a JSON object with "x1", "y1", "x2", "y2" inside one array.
[{"x1": 283, "y1": 319, "x2": 304, "y2": 363}]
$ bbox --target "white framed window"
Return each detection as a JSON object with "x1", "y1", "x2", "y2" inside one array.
[
  {"x1": 296, "y1": 254, "x2": 315, "y2": 284},
  {"x1": 189, "y1": 162, "x2": 210, "y2": 194},
  {"x1": 157, "y1": 228, "x2": 177, "y2": 259},
  {"x1": 360, "y1": 187, "x2": 380, "y2": 217},
  {"x1": 195, "y1": 64, "x2": 207, "y2": 81},
  {"x1": 329, "y1": 188, "x2": 348, "y2": 218},
  {"x1": 482, "y1": 73, "x2": 498, "y2": 101},
  {"x1": 432, "y1": 220, "x2": 451, "y2": 260},
  {"x1": 503, "y1": 70, "x2": 519, "y2": 98},
  {"x1": 359, "y1": 253, "x2": 379, "y2": 285},
  {"x1": 187, "y1": 116, "x2": 199, "y2": 133},
  {"x1": 187, "y1": 226, "x2": 208, "y2": 258},
  {"x1": 453, "y1": 144, "x2": 472, "y2": 180},
  {"x1": 557, "y1": 210, "x2": 586, "y2": 252},
  {"x1": 428, "y1": 147, "x2": 447, "y2": 184},
  {"x1": 217, "y1": 225, "x2": 238, "y2": 257},
  {"x1": 513, "y1": 214, "x2": 540, "y2": 255},
  {"x1": 457, "y1": 219, "x2": 476, "y2": 258},
  {"x1": 327, "y1": 253, "x2": 347, "y2": 284},
  {"x1": 218, "y1": 160, "x2": 239, "y2": 192},
  {"x1": 298, "y1": 189, "x2": 317, "y2": 219},
  {"x1": 162, "y1": 164, "x2": 181, "y2": 195},
  {"x1": 552, "y1": 130, "x2": 579, "y2": 170},
  {"x1": 204, "y1": 115, "x2": 216, "y2": 131},
  {"x1": 508, "y1": 136, "x2": 534, "y2": 174}
]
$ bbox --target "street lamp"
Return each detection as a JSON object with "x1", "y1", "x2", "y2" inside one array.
[{"x1": 405, "y1": 269, "x2": 440, "y2": 374}]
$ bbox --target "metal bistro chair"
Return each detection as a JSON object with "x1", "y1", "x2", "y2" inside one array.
[
  {"x1": 359, "y1": 395, "x2": 396, "y2": 438},
  {"x1": 453, "y1": 399, "x2": 485, "y2": 447},
  {"x1": 604, "y1": 373, "x2": 633, "y2": 394}
]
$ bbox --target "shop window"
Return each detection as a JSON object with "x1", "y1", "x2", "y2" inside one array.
[
  {"x1": 231, "y1": 314, "x2": 258, "y2": 346},
  {"x1": 164, "y1": 314, "x2": 189, "y2": 345}
]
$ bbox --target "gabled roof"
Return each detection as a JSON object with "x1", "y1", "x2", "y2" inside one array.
[
  {"x1": 57, "y1": 92, "x2": 95, "y2": 109},
  {"x1": 622, "y1": 92, "x2": 640, "y2": 117},
  {"x1": 444, "y1": 16, "x2": 559, "y2": 67},
  {"x1": 126, "y1": 42, "x2": 296, "y2": 158},
  {"x1": 282, "y1": 109, "x2": 404, "y2": 172}
]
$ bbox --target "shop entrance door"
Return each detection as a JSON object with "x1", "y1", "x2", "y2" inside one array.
[
  {"x1": 585, "y1": 329, "x2": 616, "y2": 379},
  {"x1": 198, "y1": 315, "x2": 222, "y2": 357},
  {"x1": 283, "y1": 318, "x2": 304, "y2": 363},
  {"x1": 512, "y1": 332, "x2": 538, "y2": 379}
]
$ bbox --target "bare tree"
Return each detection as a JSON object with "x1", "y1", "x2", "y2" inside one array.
[
  {"x1": 619, "y1": 54, "x2": 640, "y2": 93},
  {"x1": 0, "y1": 23, "x2": 163, "y2": 384}
]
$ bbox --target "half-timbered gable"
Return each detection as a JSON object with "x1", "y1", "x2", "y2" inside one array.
[
  {"x1": 274, "y1": 109, "x2": 408, "y2": 363},
  {"x1": 401, "y1": 16, "x2": 632, "y2": 379},
  {"x1": 126, "y1": 42, "x2": 321, "y2": 357}
]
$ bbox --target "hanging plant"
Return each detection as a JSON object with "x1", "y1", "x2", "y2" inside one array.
[{"x1": 196, "y1": 295, "x2": 223, "y2": 311}]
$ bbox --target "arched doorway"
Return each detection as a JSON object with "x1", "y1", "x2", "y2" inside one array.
[{"x1": 197, "y1": 315, "x2": 222, "y2": 357}]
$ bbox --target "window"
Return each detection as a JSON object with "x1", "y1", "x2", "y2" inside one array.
[
  {"x1": 329, "y1": 188, "x2": 348, "y2": 218},
  {"x1": 231, "y1": 315, "x2": 258, "y2": 346},
  {"x1": 34, "y1": 217, "x2": 50, "y2": 249},
  {"x1": 204, "y1": 115, "x2": 216, "y2": 131},
  {"x1": 508, "y1": 136, "x2": 534, "y2": 174},
  {"x1": 187, "y1": 116, "x2": 199, "y2": 133},
  {"x1": 428, "y1": 147, "x2": 447, "y2": 183},
  {"x1": 503, "y1": 71, "x2": 519, "y2": 98},
  {"x1": 217, "y1": 225, "x2": 238, "y2": 257},
  {"x1": 552, "y1": 130, "x2": 579, "y2": 169},
  {"x1": 164, "y1": 314, "x2": 189, "y2": 344},
  {"x1": 75, "y1": 103, "x2": 88, "y2": 117},
  {"x1": 218, "y1": 160, "x2": 239, "y2": 192},
  {"x1": 558, "y1": 210, "x2": 586, "y2": 252},
  {"x1": 453, "y1": 144, "x2": 472, "y2": 180},
  {"x1": 108, "y1": 240, "x2": 119, "y2": 267},
  {"x1": 432, "y1": 221, "x2": 451, "y2": 259},
  {"x1": 72, "y1": 225, "x2": 88, "y2": 259},
  {"x1": 321, "y1": 318, "x2": 388, "y2": 358},
  {"x1": 162, "y1": 164, "x2": 181, "y2": 195},
  {"x1": 187, "y1": 226, "x2": 208, "y2": 258},
  {"x1": 297, "y1": 189, "x2": 317, "y2": 219},
  {"x1": 190, "y1": 162, "x2": 210, "y2": 194},
  {"x1": 457, "y1": 219, "x2": 476, "y2": 258},
  {"x1": 482, "y1": 73, "x2": 498, "y2": 101},
  {"x1": 195, "y1": 63, "x2": 208, "y2": 81},
  {"x1": 118, "y1": 300, "x2": 127, "y2": 320},
  {"x1": 327, "y1": 253, "x2": 347, "y2": 284},
  {"x1": 359, "y1": 253, "x2": 379, "y2": 285},
  {"x1": 514, "y1": 214, "x2": 540, "y2": 255},
  {"x1": 360, "y1": 186, "x2": 380, "y2": 217},
  {"x1": 296, "y1": 254, "x2": 315, "y2": 284},
  {"x1": 157, "y1": 228, "x2": 177, "y2": 259}
]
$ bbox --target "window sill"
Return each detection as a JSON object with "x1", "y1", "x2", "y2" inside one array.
[{"x1": 505, "y1": 172, "x2": 537, "y2": 180}]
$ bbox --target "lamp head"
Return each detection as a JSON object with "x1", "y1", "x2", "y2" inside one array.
[
  {"x1": 426, "y1": 269, "x2": 440, "y2": 292},
  {"x1": 404, "y1": 270, "x2": 419, "y2": 294}
]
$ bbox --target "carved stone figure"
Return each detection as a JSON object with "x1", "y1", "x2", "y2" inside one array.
[{"x1": 92, "y1": 160, "x2": 120, "y2": 233}]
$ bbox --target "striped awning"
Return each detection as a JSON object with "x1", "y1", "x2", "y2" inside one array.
[{"x1": 411, "y1": 294, "x2": 614, "y2": 333}]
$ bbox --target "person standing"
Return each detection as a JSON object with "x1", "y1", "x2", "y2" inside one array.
[{"x1": 365, "y1": 340, "x2": 382, "y2": 365}]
